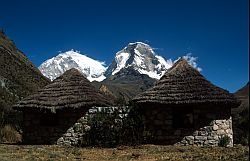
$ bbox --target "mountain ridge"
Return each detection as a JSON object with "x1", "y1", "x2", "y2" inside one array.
[
  {"x1": 0, "y1": 30, "x2": 50, "y2": 111},
  {"x1": 39, "y1": 50, "x2": 106, "y2": 82},
  {"x1": 105, "y1": 42, "x2": 173, "y2": 79},
  {"x1": 39, "y1": 42, "x2": 174, "y2": 82}
]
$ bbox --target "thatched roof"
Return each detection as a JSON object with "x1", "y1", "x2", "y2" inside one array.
[
  {"x1": 133, "y1": 59, "x2": 239, "y2": 107},
  {"x1": 13, "y1": 68, "x2": 111, "y2": 112}
]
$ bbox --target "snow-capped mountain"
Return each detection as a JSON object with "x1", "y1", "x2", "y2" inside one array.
[
  {"x1": 39, "y1": 42, "x2": 201, "y2": 83},
  {"x1": 39, "y1": 50, "x2": 106, "y2": 82},
  {"x1": 105, "y1": 42, "x2": 173, "y2": 79}
]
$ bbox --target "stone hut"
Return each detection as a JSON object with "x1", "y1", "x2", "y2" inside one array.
[
  {"x1": 13, "y1": 68, "x2": 110, "y2": 145},
  {"x1": 133, "y1": 59, "x2": 240, "y2": 147}
]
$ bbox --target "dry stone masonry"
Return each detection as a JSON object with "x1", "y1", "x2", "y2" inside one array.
[
  {"x1": 142, "y1": 106, "x2": 233, "y2": 147},
  {"x1": 56, "y1": 106, "x2": 128, "y2": 146},
  {"x1": 56, "y1": 106, "x2": 233, "y2": 147},
  {"x1": 178, "y1": 118, "x2": 233, "y2": 147}
]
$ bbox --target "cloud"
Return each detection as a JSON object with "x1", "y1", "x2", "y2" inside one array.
[{"x1": 175, "y1": 53, "x2": 202, "y2": 72}]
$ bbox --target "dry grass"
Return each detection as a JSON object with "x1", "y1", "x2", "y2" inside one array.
[
  {"x1": 0, "y1": 125, "x2": 21, "y2": 143},
  {"x1": 0, "y1": 144, "x2": 248, "y2": 161}
]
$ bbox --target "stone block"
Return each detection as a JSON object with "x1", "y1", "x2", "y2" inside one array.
[
  {"x1": 185, "y1": 136, "x2": 194, "y2": 141},
  {"x1": 199, "y1": 131, "x2": 208, "y2": 136},
  {"x1": 215, "y1": 120, "x2": 222, "y2": 124},
  {"x1": 220, "y1": 124, "x2": 229, "y2": 130},
  {"x1": 226, "y1": 129, "x2": 232, "y2": 134},
  {"x1": 195, "y1": 136, "x2": 207, "y2": 141},
  {"x1": 84, "y1": 125, "x2": 91, "y2": 131},
  {"x1": 207, "y1": 136, "x2": 214, "y2": 140},
  {"x1": 204, "y1": 140, "x2": 217, "y2": 146},
  {"x1": 63, "y1": 141, "x2": 72, "y2": 146},
  {"x1": 193, "y1": 131, "x2": 199, "y2": 135},
  {"x1": 64, "y1": 133, "x2": 72, "y2": 137},
  {"x1": 217, "y1": 129, "x2": 225, "y2": 135},
  {"x1": 213, "y1": 124, "x2": 219, "y2": 130},
  {"x1": 181, "y1": 139, "x2": 188, "y2": 145},
  {"x1": 194, "y1": 140, "x2": 204, "y2": 146}
]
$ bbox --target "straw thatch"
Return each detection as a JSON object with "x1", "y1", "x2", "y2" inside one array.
[
  {"x1": 133, "y1": 58, "x2": 239, "y2": 107},
  {"x1": 13, "y1": 68, "x2": 111, "y2": 112}
]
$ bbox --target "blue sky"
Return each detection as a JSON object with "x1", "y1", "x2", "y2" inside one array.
[{"x1": 0, "y1": 0, "x2": 249, "y2": 92}]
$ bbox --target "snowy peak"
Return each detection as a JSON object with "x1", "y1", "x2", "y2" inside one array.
[
  {"x1": 105, "y1": 42, "x2": 173, "y2": 79},
  {"x1": 39, "y1": 50, "x2": 106, "y2": 82},
  {"x1": 39, "y1": 43, "x2": 201, "y2": 82}
]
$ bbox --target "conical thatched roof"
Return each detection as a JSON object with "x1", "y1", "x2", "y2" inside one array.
[
  {"x1": 13, "y1": 68, "x2": 111, "y2": 112},
  {"x1": 133, "y1": 59, "x2": 239, "y2": 107}
]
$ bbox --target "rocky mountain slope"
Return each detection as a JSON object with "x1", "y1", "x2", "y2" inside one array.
[
  {"x1": 0, "y1": 30, "x2": 50, "y2": 112},
  {"x1": 39, "y1": 42, "x2": 172, "y2": 82},
  {"x1": 38, "y1": 42, "x2": 202, "y2": 103},
  {"x1": 105, "y1": 42, "x2": 173, "y2": 79},
  {"x1": 92, "y1": 66, "x2": 156, "y2": 103},
  {"x1": 232, "y1": 82, "x2": 249, "y2": 145},
  {"x1": 233, "y1": 82, "x2": 249, "y2": 114}
]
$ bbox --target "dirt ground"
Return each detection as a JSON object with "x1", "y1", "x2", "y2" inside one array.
[{"x1": 0, "y1": 144, "x2": 248, "y2": 161}]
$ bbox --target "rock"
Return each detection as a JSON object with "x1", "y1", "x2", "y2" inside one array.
[
  {"x1": 56, "y1": 137, "x2": 64, "y2": 144},
  {"x1": 215, "y1": 120, "x2": 222, "y2": 124},
  {"x1": 193, "y1": 131, "x2": 198, "y2": 135},
  {"x1": 194, "y1": 140, "x2": 204, "y2": 146},
  {"x1": 207, "y1": 136, "x2": 214, "y2": 140},
  {"x1": 220, "y1": 124, "x2": 229, "y2": 130},
  {"x1": 185, "y1": 136, "x2": 194, "y2": 141},
  {"x1": 66, "y1": 127, "x2": 74, "y2": 133},
  {"x1": 73, "y1": 123, "x2": 83, "y2": 132},
  {"x1": 64, "y1": 133, "x2": 72, "y2": 137},
  {"x1": 180, "y1": 139, "x2": 188, "y2": 145},
  {"x1": 213, "y1": 124, "x2": 219, "y2": 130},
  {"x1": 195, "y1": 136, "x2": 207, "y2": 141},
  {"x1": 217, "y1": 130, "x2": 225, "y2": 135},
  {"x1": 199, "y1": 131, "x2": 208, "y2": 136},
  {"x1": 204, "y1": 140, "x2": 216, "y2": 146},
  {"x1": 226, "y1": 129, "x2": 232, "y2": 134},
  {"x1": 84, "y1": 125, "x2": 91, "y2": 131},
  {"x1": 63, "y1": 141, "x2": 72, "y2": 146}
]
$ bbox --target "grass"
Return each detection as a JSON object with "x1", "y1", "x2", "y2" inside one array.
[
  {"x1": 0, "y1": 144, "x2": 248, "y2": 161},
  {"x1": 0, "y1": 125, "x2": 22, "y2": 143}
]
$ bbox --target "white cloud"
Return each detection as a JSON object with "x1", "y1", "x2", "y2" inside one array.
[{"x1": 175, "y1": 53, "x2": 202, "y2": 72}]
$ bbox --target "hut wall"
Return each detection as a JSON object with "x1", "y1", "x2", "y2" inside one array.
[
  {"x1": 22, "y1": 109, "x2": 87, "y2": 144},
  {"x1": 57, "y1": 106, "x2": 128, "y2": 146},
  {"x1": 143, "y1": 106, "x2": 233, "y2": 147}
]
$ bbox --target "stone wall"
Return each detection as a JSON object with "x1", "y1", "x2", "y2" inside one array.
[
  {"x1": 22, "y1": 106, "x2": 233, "y2": 147},
  {"x1": 142, "y1": 106, "x2": 233, "y2": 147},
  {"x1": 177, "y1": 117, "x2": 233, "y2": 147},
  {"x1": 56, "y1": 106, "x2": 128, "y2": 146},
  {"x1": 22, "y1": 109, "x2": 87, "y2": 144}
]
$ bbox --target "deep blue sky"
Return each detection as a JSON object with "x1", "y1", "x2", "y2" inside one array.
[{"x1": 0, "y1": 0, "x2": 249, "y2": 92}]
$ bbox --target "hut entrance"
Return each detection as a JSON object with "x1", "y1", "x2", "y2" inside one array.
[{"x1": 173, "y1": 108, "x2": 194, "y2": 128}]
